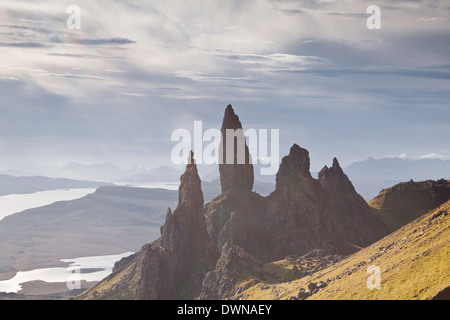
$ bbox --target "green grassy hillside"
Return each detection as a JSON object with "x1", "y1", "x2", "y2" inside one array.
[{"x1": 369, "y1": 179, "x2": 450, "y2": 231}]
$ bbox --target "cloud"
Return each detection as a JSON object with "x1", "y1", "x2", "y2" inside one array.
[
  {"x1": 414, "y1": 153, "x2": 449, "y2": 160},
  {"x1": 0, "y1": 42, "x2": 49, "y2": 48},
  {"x1": 47, "y1": 52, "x2": 124, "y2": 59},
  {"x1": 49, "y1": 36, "x2": 136, "y2": 46},
  {"x1": 0, "y1": 75, "x2": 18, "y2": 81},
  {"x1": 0, "y1": 0, "x2": 449, "y2": 173},
  {"x1": 119, "y1": 92, "x2": 148, "y2": 98},
  {"x1": 174, "y1": 71, "x2": 261, "y2": 84},
  {"x1": 385, "y1": 153, "x2": 408, "y2": 159}
]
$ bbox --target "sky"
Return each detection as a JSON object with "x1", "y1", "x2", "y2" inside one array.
[{"x1": 0, "y1": 0, "x2": 449, "y2": 174}]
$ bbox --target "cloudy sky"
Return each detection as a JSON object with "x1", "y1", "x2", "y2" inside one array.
[{"x1": 0, "y1": 0, "x2": 449, "y2": 174}]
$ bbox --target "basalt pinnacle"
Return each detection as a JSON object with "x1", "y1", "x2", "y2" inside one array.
[
  {"x1": 219, "y1": 105, "x2": 254, "y2": 193},
  {"x1": 136, "y1": 151, "x2": 212, "y2": 299}
]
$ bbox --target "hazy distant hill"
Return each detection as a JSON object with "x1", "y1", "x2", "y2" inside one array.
[
  {"x1": 54, "y1": 162, "x2": 145, "y2": 181},
  {"x1": 0, "y1": 174, "x2": 113, "y2": 196},
  {"x1": 54, "y1": 162, "x2": 183, "y2": 182},
  {"x1": 0, "y1": 186, "x2": 178, "y2": 278},
  {"x1": 116, "y1": 165, "x2": 183, "y2": 182},
  {"x1": 345, "y1": 157, "x2": 450, "y2": 200},
  {"x1": 0, "y1": 177, "x2": 269, "y2": 279}
]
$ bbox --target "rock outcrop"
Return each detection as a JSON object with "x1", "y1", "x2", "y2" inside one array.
[
  {"x1": 78, "y1": 104, "x2": 395, "y2": 300},
  {"x1": 369, "y1": 178, "x2": 450, "y2": 231},
  {"x1": 219, "y1": 104, "x2": 254, "y2": 193},
  {"x1": 200, "y1": 242, "x2": 264, "y2": 300},
  {"x1": 78, "y1": 152, "x2": 215, "y2": 300},
  {"x1": 265, "y1": 144, "x2": 386, "y2": 259},
  {"x1": 135, "y1": 151, "x2": 213, "y2": 299},
  {"x1": 203, "y1": 190, "x2": 270, "y2": 261}
]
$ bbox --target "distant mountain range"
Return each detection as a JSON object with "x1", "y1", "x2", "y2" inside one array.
[
  {"x1": 53, "y1": 162, "x2": 166, "y2": 182},
  {"x1": 7, "y1": 155, "x2": 447, "y2": 201},
  {"x1": 0, "y1": 174, "x2": 113, "y2": 196}
]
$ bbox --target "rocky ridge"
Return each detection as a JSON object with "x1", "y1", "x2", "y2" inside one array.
[{"x1": 78, "y1": 104, "x2": 446, "y2": 300}]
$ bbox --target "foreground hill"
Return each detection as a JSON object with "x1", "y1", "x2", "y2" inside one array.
[
  {"x1": 369, "y1": 179, "x2": 450, "y2": 231},
  {"x1": 236, "y1": 200, "x2": 450, "y2": 300}
]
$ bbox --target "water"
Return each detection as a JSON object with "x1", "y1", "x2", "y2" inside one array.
[
  {"x1": 0, "y1": 188, "x2": 97, "y2": 221},
  {"x1": 0, "y1": 252, "x2": 134, "y2": 293},
  {"x1": 0, "y1": 182, "x2": 177, "y2": 293},
  {"x1": 113, "y1": 181, "x2": 180, "y2": 190}
]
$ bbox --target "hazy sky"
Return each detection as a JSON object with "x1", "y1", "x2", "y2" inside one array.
[{"x1": 0, "y1": 0, "x2": 449, "y2": 173}]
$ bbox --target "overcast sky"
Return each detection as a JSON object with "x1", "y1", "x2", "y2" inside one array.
[{"x1": 0, "y1": 0, "x2": 449, "y2": 174}]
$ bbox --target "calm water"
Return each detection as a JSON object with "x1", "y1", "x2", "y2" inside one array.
[
  {"x1": 0, "y1": 188, "x2": 97, "y2": 221},
  {"x1": 0, "y1": 182, "x2": 180, "y2": 221},
  {"x1": 0, "y1": 182, "x2": 177, "y2": 294},
  {"x1": 113, "y1": 181, "x2": 180, "y2": 190},
  {"x1": 0, "y1": 252, "x2": 134, "y2": 293}
]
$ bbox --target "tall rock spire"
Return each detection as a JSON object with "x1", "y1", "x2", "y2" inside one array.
[
  {"x1": 136, "y1": 151, "x2": 212, "y2": 299},
  {"x1": 318, "y1": 157, "x2": 357, "y2": 193},
  {"x1": 218, "y1": 104, "x2": 254, "y2": 193},
  {"x1": 177, "y1": 150, "x2": 204, "y2": 216},
  {"x1": 161, "y1": 151, "x2": 206, "y2": 252}
]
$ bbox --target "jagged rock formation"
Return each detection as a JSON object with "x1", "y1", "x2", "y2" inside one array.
[
  {"x1": 265, "y1": 145, "x2": 386, "y2": 259},
  {"x1": 204, "y1": 104, "x2": 269, "y2": 261},
  {"x1": 135, "y1": 151, "x2": 214, "y2": 299},
  {"x1": 79, "y1": 104, "x2": 401, "y2": 300},
  {"x1": 203, "y1": 190, "x2": 270, "y2": 261},
  {"x1": 79, "y1": 152, "x2": 214, "y2": 300},
  {"x1": 200, "y1": 242, "x2": 264, "y2": 300},
  {"x1": 219, "y1": 104, "x2": 254, "y2": 193}
]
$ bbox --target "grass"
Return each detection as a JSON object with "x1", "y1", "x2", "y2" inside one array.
[
  {"x1": 369, "y1": 180, "x2": 450, "y2": 231},
  {"x1": 238, "y1": 201, "x2": 450, "y2": 300},
  {"x1": 77, "y1": 257, "x2": 142, "y2": 300}
]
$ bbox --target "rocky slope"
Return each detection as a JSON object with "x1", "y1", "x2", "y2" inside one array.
[
  {"x1": 78, "y1": 104, "x2": 447, "y2": 300},
  {"x1": 369, "y1": 179, "x2": 450, "y2": 231},
  {"x1": 265, "y1": 146, "x2": 386, "y2": 259},
  {"x1": 236, "y1": 200, "x2": 450, "y2": 300},
  {"x1": 78, "y1": 152, "x2": 215, "y2": 300}
]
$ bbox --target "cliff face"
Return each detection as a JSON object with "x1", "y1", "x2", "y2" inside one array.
[
  {"x1": 265, "y1": 145, "x2": 385, "y2": 259},
  {"x1": 135, "y1": 152, "x2": 214, "y2": 299},
  {"x1": 78, "y1": 104, "x2": 395, "y2": 300},
  {"x1": 204, "y1": 104, "x2": 269, "y2": 261},
  {"x1": 218, "y1": 105, "x2": 254, "y2": 193}
]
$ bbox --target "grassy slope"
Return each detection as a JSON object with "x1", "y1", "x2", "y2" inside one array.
[
  {"x1": 238, "y1": 200, "x2": 450, "y2": 300},
  {"x1": 77, "y1": 255, "x2": 142, "y2": 300},
  {"x1": 369, "y1": 180, "x2": 450, "y2": 231}
]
